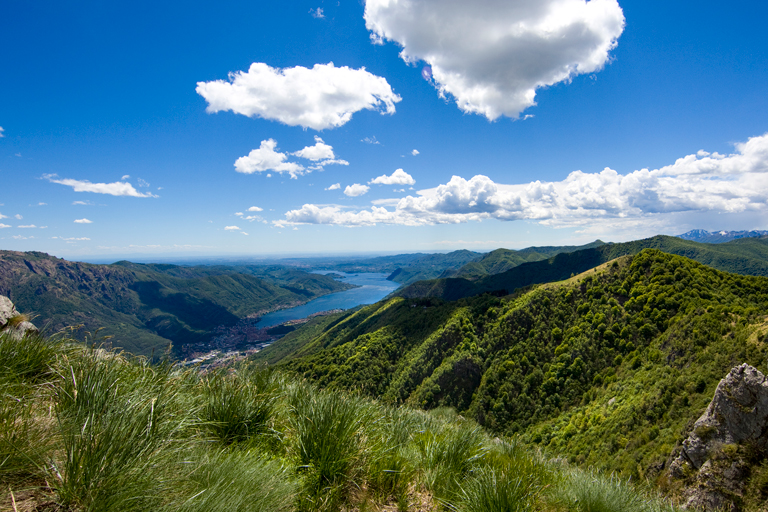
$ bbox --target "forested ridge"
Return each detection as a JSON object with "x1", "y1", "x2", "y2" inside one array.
[
  {"x1": 396, "y1": 235, "x2": 768, "y2": 301},
  {"x1": 273, "y1": 249, "x2": 768, "y2": 478}
]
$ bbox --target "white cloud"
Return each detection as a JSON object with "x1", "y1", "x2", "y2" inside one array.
[
  {"x1": 326, "y1": 183, "x2": 341, "y2": 191},
  {"x1": 309, "y1": 7, "x2": 324, "y2": 18},
  {"x1": 14, "y1": 214, "x2": 22, "y2": 220},
  {"x1": 247, "y1": 206, "x2": 263, "y2": 212},
  {"x1": 412, "y1": 149, "x2": 419, "y2": 156},
  {"x1": 0, "y1": 224, "x2": 10, "y2": 229},
  {"x1": 74, "y1": 218, "x2": 93, "y2": 224},
  {"x1": 73, "y1": 200, "x2": 94, "y2": 205},
  {"x1": 362, "y1": 136, "x2": 380, "y2": 145},
  {"x1": 121, "y1": 175, "x2": 130, "y2": 180},
  {"x1": 196, "y1": 62, "x2": 401, "y2": 130},
  {"x1": 344, "y1": 184, "x2": 370, "y2": 197},
  {"x1": 0, "y1": 213, "x2": 6, "y2": 219},
  {"x1": 369, "y1": 169, "x2": 416, "y2": 186},
  {"x1": 234, "y1": 139, "x2": 305, "y2": 178},
  {"x1": 45, "y1": 175, "x2": 158, "y2": 197},
  {"x1": 58, "y1": 237, "x2": 91, "y2": 241},
  {"x1": 225, "y1": 225, "x2": 241, "y2": 231},
  {"x1": 18, "y1": 225, "x2": 36, "y2": 228},
  {"x1": 364, "y1": 0, "x2": 625, "y2": 120},
  {"x1": 0, "y1": 127, "x2": 4, "y2": 137},
  {"x1": 293, "y1": 136, "x2": 334, "y2": 161},
  {"x1": 278, "y1": 133, "x2": 768, "y2": 229},
  {"x1": 137, "y1": 178, "x2": 150, "y2": 187}
]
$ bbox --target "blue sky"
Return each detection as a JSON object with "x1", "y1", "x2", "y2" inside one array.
[{"x1": 1, "y1": 0, "x2": 767, "y2": 260}]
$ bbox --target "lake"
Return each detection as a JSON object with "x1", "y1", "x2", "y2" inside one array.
[{"x1": 254, "y1": 272, "x2": 400, "y2": 329}]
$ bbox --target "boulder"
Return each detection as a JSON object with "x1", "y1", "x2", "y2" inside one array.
[
  {"x1": 669, "y1": 364, "x2": 768, "y2": 510},
  {"x1": 0, "y1": 295, "x2": 38, "y2": 339},
  {"x1": 0, "y1": 295, "x2": 15, "y2": 326}
]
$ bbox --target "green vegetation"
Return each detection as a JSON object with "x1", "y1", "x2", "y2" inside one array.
[
  {"x1": 0, "y1": 329, "x2": 686, "y2": 511},
  {"x1": 397, "y1": 235, "x2": 768, "y2": 301},
  {"x1": 452, "y1": 241, "x2": 605, "y2": 280},
  {"x1": 274, "y1": 249, "x2": 768, "y2": 481},
  {"x1": 0, "y1": 250, "x2": 352, "y2": 357},
  {"x1": 250, "y1": 312, "x2": 349, "y2": 365}
]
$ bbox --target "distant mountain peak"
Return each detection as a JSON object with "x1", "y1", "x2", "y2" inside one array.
[{"x1": 677, "y1": 229, "x2": 768, "y2": 244}]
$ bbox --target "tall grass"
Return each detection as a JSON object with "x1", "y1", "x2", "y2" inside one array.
[
  {"x1": 550, "y1": 467, "x2": 682, "y2": 512},
  {"x1": 170, "y1": 449, "x2": 299, "y2": 512},
  {"x1": 0, "y1": 332, "x2": 687, "y2": 512},
  {"x1": 288, "y1": 382, "x2": 373, "y2": 509},
  {"x1": 412, "y1": 421, "x2": 487, "y2": 502},
  {"x1": 199, "y1": 368, "x2": 278, "y2": 446},
  {"x1": 0, "y1": 331, "x2": 63, "y2": 385},
  {"x1": 49, "y1": 353, "x2": 192, "y2": 511}
]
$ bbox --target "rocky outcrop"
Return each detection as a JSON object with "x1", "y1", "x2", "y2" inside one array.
[
  {"x1": 669, "y1": 364, "x2": 768, "y2": 510},
  {"x1": 0, "y1": 295, "x2": 38, "y2": 339}
]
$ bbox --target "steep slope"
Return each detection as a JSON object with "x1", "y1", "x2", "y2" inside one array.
[
  {"x1": 276, "y1": 249, "x2": 768, "y2": 478},
  {"x1": 396, "y1": 235, "x2": 768, "y2": 301},
  {"x1": 0, "y1": 251, "x2": 352, "y2": 357}
]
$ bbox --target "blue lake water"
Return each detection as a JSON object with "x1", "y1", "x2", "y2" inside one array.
[{"x1": 254, "y1": 272, "x2": 400, "y2": 329}]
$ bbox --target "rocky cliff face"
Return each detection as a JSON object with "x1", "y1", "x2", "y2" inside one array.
[
  {"x1": 669, "y1": 364, "x2": 768, "y2": 511},
  {"x1": 0, "y1": 295, "x2": 38, "y2": 339}
]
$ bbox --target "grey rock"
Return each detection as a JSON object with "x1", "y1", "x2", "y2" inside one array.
[
  {"x1": 670, "y1": 364, "x2": 768, "y2": 510},
  {"x1": 0, "y1": 295, "x2": 38, "y2": 339},
  {"x1": 0, "y1": 295, "x2": 16, "y2": 327}
]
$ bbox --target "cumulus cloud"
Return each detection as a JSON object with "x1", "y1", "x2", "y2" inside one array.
[
  {"x1": 18, "y1": 225, "x2": 36, "y2": 228},
  {"x1": 74, "y1": 218, "x2": 93, "y2": 224},
  {"x1": 293, "y1": 136, "x2": 335, "y2": 161},
  {"x1": 369, "y1": 168, "x2": 416, "y2": 186},
  {"x1": 412, "y1": 149, "x2": 419, "y2": 156},
  {"x1": 344, "y1": 184, "x2": 370, "y2": 197},
  {"x1": 0, "y1": 213, "x2": 6, "y2": 219},
  {"x1": 14, "y1": 214, "x2": 22, "y2": 220},
  {"x1": 293, "y1": 136, "x2": 350, "y2": 170},
  {"x1": 0, "y1": 224, "x2": 10, "y2": 229},
  {"x1": 44, "y1": 175, "x2": 158, "y2": 198},
  {"x1": 121, "y1": 175, "x2": 130, "y2": 180},
  {"x1": 236, "y1": 138, "x2": 349, "y2": 177},
  {"x1": 309, "y1": 7, "x2": 324, "y2": 18},
  {"x1": 277, "y1": 133, "x2": 768, "y2": 229},
  {"x1": 73, "y1": 200, "x2": 95, "y2": 206},
  {"x1": 196, "y1": 62, "x2": 401, "y2": 130},
  {"x1": 362, "y1": 136, "x2": 380, "y2": 145},
  {"x1": 364, "y1": 0, "x2": 625, "y2": 120},
  {"x1": 326, "y1": 183, "x2": 341, "y2": 191},
  {"x1": 234, "y1": 139, "x2": 305, "y2": 178},
  {"x1": 247, "y1": 206, "x2": 263, "y2": 212},
  {"x1": 0, "y1": 127, "x2": 4, "y2": 137}
]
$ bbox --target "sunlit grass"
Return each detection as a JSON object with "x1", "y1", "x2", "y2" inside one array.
[{"x1": 0, "y1": 332, "x2": 686, "y2": 512}]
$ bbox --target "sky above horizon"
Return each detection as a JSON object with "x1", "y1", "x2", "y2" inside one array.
[{"x1": 2, "y1": 0, "x2": 767, "y2": 261}]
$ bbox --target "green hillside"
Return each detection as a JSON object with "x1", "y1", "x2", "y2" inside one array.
[
  {"x1": 1, "y1": 329, "x2": 687, "y2": 512},
  {"x1": 0, "y1": 251, "x2": 352, "y2": 357},
  {"x1": 397, "y1": 235, "x2": 768, "y2": 301},
  {"x1": 452, "y1": 241, "x2": 605, "y2": 279},
  {"x1": 273, "y1": 249, "x2": 768, "y2": 480}
]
